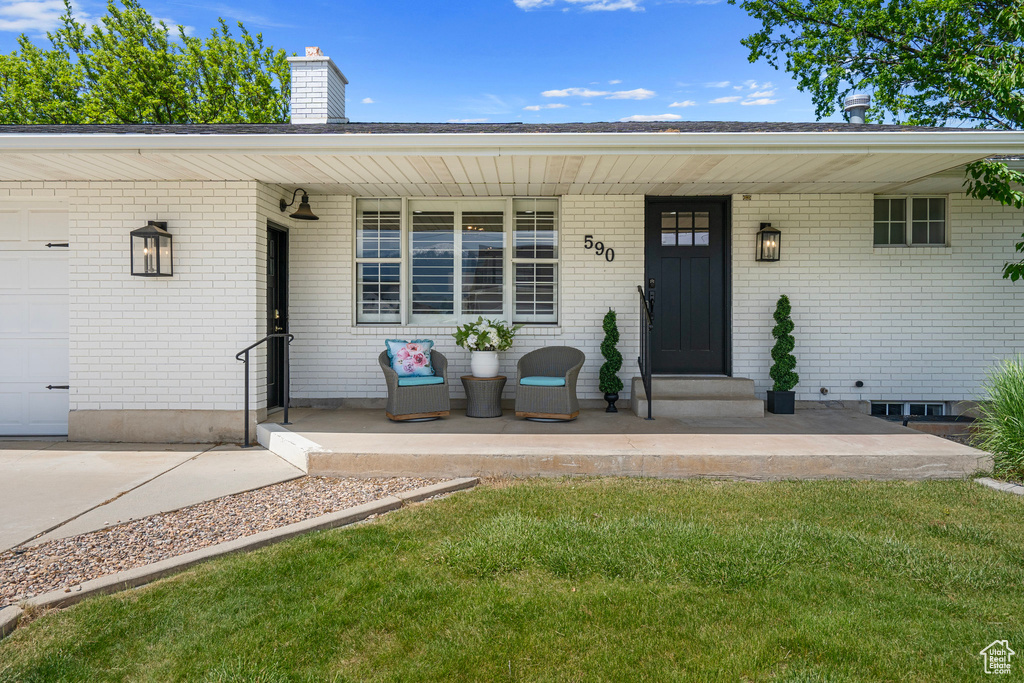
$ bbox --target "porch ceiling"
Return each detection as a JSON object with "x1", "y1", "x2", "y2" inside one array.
[{"x1": 0, "y1": 131, "x2": 1018, "y2": 195}]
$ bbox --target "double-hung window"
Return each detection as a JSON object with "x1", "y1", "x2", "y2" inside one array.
[
  {"x1": 874, "y1": 196, "x2": 947, "y2": 247},
  {"x1": 355, "y1": 197, "x2": 559, "y2": 325}
]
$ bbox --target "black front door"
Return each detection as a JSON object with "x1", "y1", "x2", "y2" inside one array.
[
  {"x1": 267, "y1": 225, "x2": 288, "y2": 409},
  {"x1": 645, "y1": 198, "x2": 729, "y2": 375}
]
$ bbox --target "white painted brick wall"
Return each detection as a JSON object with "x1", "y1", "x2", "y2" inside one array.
[
  {"x1": 285, "y1": 195, "x2": 644, "y2": 402},
  {"x1": 287, "y1": 57, "x2": 347, "y2": 124},
  {"x1": 732, "y1": 193, "x2": 1024, "y2": 404},
  {"x1": 0, "y1": 181, "x2": 266, "y2": 412},
  {"x1": 9, "y1": 179, "x2": 1022, "y2": 417}
]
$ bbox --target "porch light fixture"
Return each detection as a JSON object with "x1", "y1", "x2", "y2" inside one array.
[
  {"x1": 130, "y1": 221, "x2": 173, "y2": 277},
  {"x1": 756, "y1": 222, "x2": 781, "y2": 262},
  {"x1": 279, "y1": 188, "x2": 319, "y2": 220}
]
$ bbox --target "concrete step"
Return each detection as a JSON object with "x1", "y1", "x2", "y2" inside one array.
[
  {"x1": 630, "y1": 376, "x2": 764, "y2": 418},
  {"x1": 632, "y1": 375, "x2": 757, "y2": 399},
  {"x1": 631, "y1": 397, "x2": 765, "y2": 419}
]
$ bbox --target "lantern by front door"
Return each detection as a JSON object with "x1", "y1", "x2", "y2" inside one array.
[{"x1": 130, "y1": 221, "x2": 173, "y2": 277}]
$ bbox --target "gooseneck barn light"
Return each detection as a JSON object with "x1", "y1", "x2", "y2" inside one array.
[{"x1": 279, "y1": 189, "x2": 319, "y2": 221}]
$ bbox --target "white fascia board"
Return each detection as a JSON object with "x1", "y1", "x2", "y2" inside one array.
[{"x1": 0, "y1": 131, "x2": 1022, "y2": 157}]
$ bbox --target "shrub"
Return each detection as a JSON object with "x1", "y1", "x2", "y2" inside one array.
[
  {"x1": 973, "y1": 357, "x2": 1024, "y2": 480},
  {"x1": 770, "y1": 294, "x2": 798, "y2": 392},
  {"x1": 599, "y1": 309, "x2": 624, "y2": 394}
]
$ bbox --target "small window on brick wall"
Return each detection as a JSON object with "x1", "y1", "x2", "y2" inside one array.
[
  {"x1": 871, "y1": 402, "x2": 945, "y2": 416},
  {"x1": 874, "y1": 196, "x2": 947, "y2": 247}
]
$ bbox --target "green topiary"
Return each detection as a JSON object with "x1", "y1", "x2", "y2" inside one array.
[
  {"x1": 770, "y1": 295, "x2": 799, "y2": 392},
  {"x1": 599, "y1": 309, "x2": 624, "y2": 394}
]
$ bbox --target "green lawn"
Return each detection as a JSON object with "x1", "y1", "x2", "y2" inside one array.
[{"x1": 2, "y1": 479, "x2": 1023, "y2": 682}]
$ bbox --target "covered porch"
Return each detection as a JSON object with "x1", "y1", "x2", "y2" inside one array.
[{"x1": 257, "y1": 404, "x2": 988, "y2": 480}]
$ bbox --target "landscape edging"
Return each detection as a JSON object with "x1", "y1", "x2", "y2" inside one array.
[
  {"x1": 975, "y1": 477, "x2": 1024, "y2": 496},
  {"x1": 1, "y1": 477, "x2": 479, "y2": 642}
]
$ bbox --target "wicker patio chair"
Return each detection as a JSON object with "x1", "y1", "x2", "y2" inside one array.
[
  {"x1": 514, "y1": 346, "x2": 586, "y2": 420},
  {"x1": 379, "y1": 349, "x2": 451, "y2": 421}
]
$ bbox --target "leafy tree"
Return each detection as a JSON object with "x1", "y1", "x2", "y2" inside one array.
[
  {"x1": 770, "y1": 295, "x2": 798, "y2": 392},
  {"x1": 0, "y1": 0, "x2": 290, "y2": 124},
  {"x1": 731, "y1": 0, "x2": 1024, "y2": 278}
]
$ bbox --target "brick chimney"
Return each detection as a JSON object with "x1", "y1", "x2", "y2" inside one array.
[{"x1": 287, "y1": 47, "x2": 349, "y2": 124}]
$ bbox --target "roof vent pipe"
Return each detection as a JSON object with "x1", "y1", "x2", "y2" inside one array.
[{"x1": 844, "y1": 94, "x2": 871, "y2": 124}]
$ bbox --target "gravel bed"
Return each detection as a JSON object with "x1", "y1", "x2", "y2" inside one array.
[{"x1": 1, "y1": 476, "x2": 440, "y2": 609}]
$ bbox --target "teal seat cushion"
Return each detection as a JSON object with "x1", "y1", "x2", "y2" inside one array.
[
  {"x1": 398, "y1": 376, "x2": 445, "y2": 387},
  {"x1": 520, "y1": 376, "x2": 566, "y2": 387}
]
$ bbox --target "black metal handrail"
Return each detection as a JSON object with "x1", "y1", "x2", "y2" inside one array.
[
  {"x1": 236, "y1": 333, "x2": 294, "y2": 447},
  {"x1": 637, "y1": 285, "x2": 654, "y2": 420}
]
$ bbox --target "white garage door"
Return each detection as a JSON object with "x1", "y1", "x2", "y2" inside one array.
[{"x1": 0, "y1": 207, "x2": 70, "y2": 436}]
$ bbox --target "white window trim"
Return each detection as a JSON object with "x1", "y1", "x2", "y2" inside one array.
[
  {"x1": 873, "y1": 195, "x2": 950, "y2": 248},
  {"x1": 353, "y1": 196, "x2": 561, "y2": 326}
]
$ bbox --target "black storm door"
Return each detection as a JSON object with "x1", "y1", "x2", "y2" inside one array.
[
  {"x1": 267, "y1": 225, "x2": 288, "y2": 409},
  {"x1": 644, "y1": 198, "x2": 729, "y2": 375}
]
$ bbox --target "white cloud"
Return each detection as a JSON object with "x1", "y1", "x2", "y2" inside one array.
[
  {"x1": 0, "y1": 0, "x2": 74, "y2": 33},
  {"x1": 607, "y1": 88, "x2": 656, "y2": 100},
  {"x1": 710, "y1": 96, "x2": 742, "y2": 104},
  {"x1": 748, "y1": 90, "x2": 775, "y2": 98},
  {"x1": 569, "y1": 0, "x2": 643, "y2": 10},
  {"x1": 447, "y1": 118, "x2": 490, "y2": 123},
  {"x1": 705, "y1": 81, "x2": 731, "y2": 88},
  {"x1": 609, "y1": 79, "x2": 622, "y2": 85},
  {"x1": 515, "y1": 0, "x2": 642, "y2": 10},
  {"x1": 524, "y1": 103, "x2": 570, "y2": 110},
  {"x1": 0, "y1": 1, "x2": 193, "y2": 35},
  {"x1": 669, "y1": 100, "x2": 696, "y2": 108},
  {"x1": 545, "y1": 86, "x2": 655, "y2": 99},
  {"x1": 619, "y1": 114, "x2": 682, "y2": 122},
  {"x1": 741, "y1": 98, "x2": 780, "y2": 106},
  {"x1": 542, "y1": 87, "x2": 609, "y2": 97},
  {"x1": 581, "y1": 102, "x2": 593, "y2": 106},
  {"x1": 361, "y1": 97, "x2": 375, "y2": 104}
]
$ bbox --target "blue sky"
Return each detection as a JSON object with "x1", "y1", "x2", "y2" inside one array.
[{"x1": 0, "y1": 0, "x2": 842, "y2": 124}]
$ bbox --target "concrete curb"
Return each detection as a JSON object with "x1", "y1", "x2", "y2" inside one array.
[
  {"x1": 257, "y1": 422, "x2": 320, "y2": 472},
  {"x1": 975, "y1": 477, "x2": 1024, "y2": 496},
  {"x1": 0, "y1": 605, "x2": 22, "y2": 639},
  {"x1": 2, "y1": 477, "x2": 479, "y2": 641}
]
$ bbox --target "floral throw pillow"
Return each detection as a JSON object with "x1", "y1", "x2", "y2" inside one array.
[{"x1": 385, "y1": 339, "x2": 435, "y2": 377}]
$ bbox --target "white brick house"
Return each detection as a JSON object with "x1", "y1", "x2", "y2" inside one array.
[{"x1": 1, "y1": 49, "x2": 1023, "y2": 442}]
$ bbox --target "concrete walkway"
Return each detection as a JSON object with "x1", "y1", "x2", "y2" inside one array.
[
  {"x1": 265, "y1": 405, "x2": 991, "y2": 480},
  {"x1": 0, "y1": 441, "x2": 302, "y2": 551}
]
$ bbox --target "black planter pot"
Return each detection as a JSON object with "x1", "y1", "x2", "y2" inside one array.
[
  {"x1": 604, "y1": 392, "x2": 619, "y2": 413},
  {"x1": 766, "y1": 390, "x2": 795, "y2": 414}
]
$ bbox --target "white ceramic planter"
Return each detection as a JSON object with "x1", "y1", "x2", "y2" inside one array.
[{"x1": 470, "y1": 350, "x2": 500, "y2": 378}]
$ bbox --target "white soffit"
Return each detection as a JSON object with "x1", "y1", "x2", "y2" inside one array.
[{"x1": 0, "y1": 131, "x2": 1020, "y2": 195}]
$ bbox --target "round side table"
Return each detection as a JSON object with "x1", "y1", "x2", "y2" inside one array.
[{"x1": 461, "y1": 375, "x2": 507, "y2": 418}]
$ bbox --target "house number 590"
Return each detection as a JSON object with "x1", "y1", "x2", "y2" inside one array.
[{"x1": 584, "y1": 235, "x2": 615, "y2": 262}]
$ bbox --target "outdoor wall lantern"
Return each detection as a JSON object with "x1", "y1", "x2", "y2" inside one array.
[
  {"x1": 756, "y1": 222, "x2": 781, "y2": 262},
  {"x1": 130, "y1": 221, "x2": 173, "y2": 277},
  {"x1": 279, "y1": 188, "x2": 319, "y2": 220}
]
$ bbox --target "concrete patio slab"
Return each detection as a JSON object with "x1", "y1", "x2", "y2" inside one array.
[
  {"x1": 267, "y1": 405, "x2": 991, "y2": 480},
  {"x1": 0, "y1": 441, "x2": 301, "y2": 551}
]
